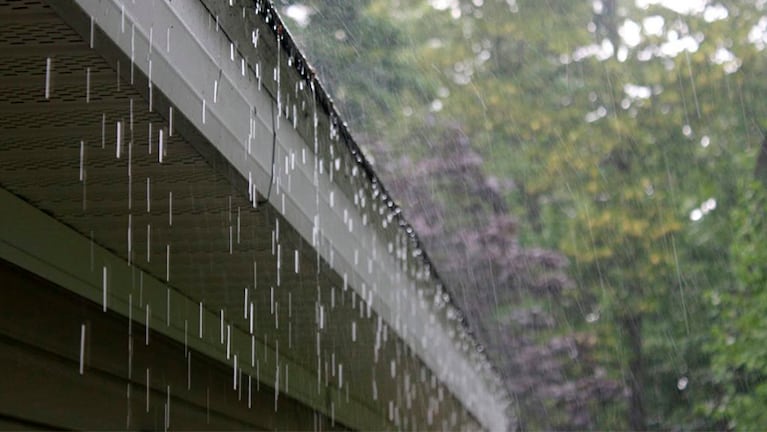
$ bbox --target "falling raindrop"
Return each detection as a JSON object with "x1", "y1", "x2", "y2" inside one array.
[
  {"x1": 89, "y1": 16, "x2": 94, "y2": 48},
  {"x1": 250, "y1": 302, "x2": 254, "y2": 334},
  {"x1": 146, "y1": 368, "x2": 150, "y2": 413},
  {"x1": 130, "y1": 24, "x2": 135, "y2": 84},
  {"x1": 116, "y1": 121, "x2": 122, "y2": 158},
  {"x1": 44, "y1": 57, "x2": 51, "y2": 99},
  {"x1": 148, "y1": 61, "x2": 153, "y2": 111},
  {"x1": 102, "y1": 266, "x2": 108, "y2": 312},
  {"x1": 251, "y1": 335, "x2": 256, "y2": 367},
  {"x1": 85, "y1": 67, "x2": 90, "y2": 103},
  {"x1": 145, "y1": 303, "x2": 150, "y2": 346},
  {"x1": 79, "y1": 323, "x2": 86, "y2": 375},
  {"x1": 164, "y1": 386, "x2": 171, "y2": 431},
  {"x1": 146, "y1": 224, "x2": 151, "y2": 262},
  {"x1": 233, "y1": 354, "x2": 238, "y2": 389},
  {"x1": 79, "y1": 141, "x2": 85, "y2": 182},
  {"x1": 127, "y1": 214, "x2": 132, "y2": 265},
  {"x1": 244, "y1": 288, "x2": 249, "y2": 319},
  {"x1": 274, "y1": 364, "x2": 280, "y2": 412},
  {"x1": 159, "y1": 128, "x2": 164, "y2": 163},
  {"x1": 220, "y1": 309, "x2": 225, "y2": 344},
  {"x1": 227, "y1": 324, "x2": 232, "y2": 359},
  {"x1": 146, "y1": 178, "x2": 151, "y2": 213}
]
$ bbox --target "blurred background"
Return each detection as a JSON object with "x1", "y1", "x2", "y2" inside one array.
[{"x1": 279, "y1": 0, "x2": 767, "y2": 429}]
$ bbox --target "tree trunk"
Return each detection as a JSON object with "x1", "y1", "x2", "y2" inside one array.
[{"x1": 622, "y1": 314, "x2": 646, "y2": 431}]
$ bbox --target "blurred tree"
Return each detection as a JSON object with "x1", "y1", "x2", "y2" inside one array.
[
  {"x1": 405, "y1": 0, "x2": 767, "y2": 429},
  {"x1": 282, "y1": 0, "x2": 767, "y2": 429},
  {"x1": 708, "y1": 179, "x2": 767, "y2": 430},
  {"x1": 281, "y1": 0, "x2": 436, "y2": 149}
]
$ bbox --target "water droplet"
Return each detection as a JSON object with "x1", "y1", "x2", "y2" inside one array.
[
  {"x1": 158, "y1": 128, "x2": 164, "y2": 163},
  {"x1": 146, "y1": 224, "x2": 151, "y2": 262},
  {"x1": 227, "y1": 324, "x2": 231, "y2": 359},
  {"x1": 250, "y1": 303, "x2": 254, "y2": 334},
  {"x1": 145, "y1": 303, "x2": 151, "y2": 346},
  {"x1": 44, "y1": 57, "x2": 52, "y2": 99},
  {"x1": 690, "y1": 208, "x2": 703, "y2": 221},
  {"x1": 102, "y1": 266, "x2": 108, "y2": 311},
  {"x1": 682, "y1": 124, "x2": 692, "y2": 137},
  {"x1": 219, "y1": 309, "x2": 225, "y2": 343},
  {"x1": 79, "y1": 323, "x2": 86, "y2": 374},
  {"x1": 127, "y1": 214, "x2": 132, "y2": 264},
  {"x1": 85, "y1": 67, "x2": 91, "y2": 102},
  {"x1": 89, "y1": 16, "x2": 94, "y2": 48},
  {"x1": 116, "y1": 121, "x2": 122, "y2": 158},
  {"x1": 146, "y1": 368, "x2": 151, "y2": 413},
  {"x1": 79, "y1": 141, "x2": 85, "y2": 182}
]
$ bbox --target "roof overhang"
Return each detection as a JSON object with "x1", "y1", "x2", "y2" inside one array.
[{"x1": 0, "y1": 0, "x2": 509, "y2": 429}]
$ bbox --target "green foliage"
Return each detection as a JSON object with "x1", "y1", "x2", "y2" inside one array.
[
  {"x1": 284, "y1": 0, "x2": 437, "y2": 150},
  {"x1": 282, "y1": 0, "x2": 767, "y2": 429},
  {"x1": 707, "y1": 181, "x2": 767, "y2": 430}
]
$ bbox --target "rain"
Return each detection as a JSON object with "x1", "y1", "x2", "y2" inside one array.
[
  {"x1": 0, "y1": 0, "x2": 765, "y2": 431},
  {"x1": 279, "y1": 0, "x2": 767, "y2": 429}
]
